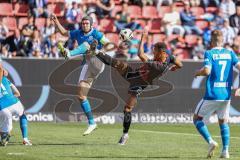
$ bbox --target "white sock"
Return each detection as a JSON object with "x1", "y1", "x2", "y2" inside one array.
[{"x1": 23, "y1": 138, "x2": 28, "y2": 141}]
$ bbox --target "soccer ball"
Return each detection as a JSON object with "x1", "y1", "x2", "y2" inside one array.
[{"x1": 119, "y1": 28, "x2": 133, "y2": 42}]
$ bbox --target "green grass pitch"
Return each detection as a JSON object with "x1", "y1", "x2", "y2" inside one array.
[{"x1": 0, "y1": 122, "x2": 240, "y2": 160}]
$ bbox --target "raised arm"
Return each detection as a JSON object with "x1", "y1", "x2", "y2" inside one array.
[
  {"x1": 51, "y1": 13, "x2": 69, "y2": 37},
  {"x1": 138, "y1": 30, "x2": 149, "y2": 63}
]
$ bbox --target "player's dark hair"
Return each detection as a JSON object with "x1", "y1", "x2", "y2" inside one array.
[
  {"x1": 153, "y1": 42, "x2": 167, "y2": 52},
  {"x1": 81, "y1": 16, "x2": 93, "y2": 26}
]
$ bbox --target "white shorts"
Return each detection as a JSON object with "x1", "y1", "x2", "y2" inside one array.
[
  {"x1": 79, "y1": 56, "x2": 105, "y2": 85},
  {"x1": 194, "y1": 99, "x2": 230, "y2": 120},
  {"x1": 0, "y1": 101, "x2": 24, "y2": 132}
]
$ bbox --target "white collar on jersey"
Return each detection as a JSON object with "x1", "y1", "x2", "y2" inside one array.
[{"x1": 212, "y1": 47, "x2": 224, "y2": 49}]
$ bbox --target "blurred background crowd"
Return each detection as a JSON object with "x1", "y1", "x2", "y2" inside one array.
[{"x1": 0, "y1": 0, "x2": 239, "y2": 60}]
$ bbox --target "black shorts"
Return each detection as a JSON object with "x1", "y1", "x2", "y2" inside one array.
[
  {"x1": 124, "y1": 67, "x2": 148, "y2": 96},
  {"x1": 128, "y1": 84, "x2": 147, "y2": 96}
]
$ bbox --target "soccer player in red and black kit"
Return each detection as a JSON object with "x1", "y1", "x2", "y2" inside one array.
[{"x1": 90, "y1": 30, "x2": 183, "y2": 145}]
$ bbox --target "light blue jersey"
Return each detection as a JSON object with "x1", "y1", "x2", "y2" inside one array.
[
  {"x1": 204, "y1": 47, "x2": 239, "y2": 100},
  {"x1": 0, "y1": 76, "x2": 19, "y2": 110},
  {"x1": 69, "y1": 28, "x2": 106, "y2": 50}
]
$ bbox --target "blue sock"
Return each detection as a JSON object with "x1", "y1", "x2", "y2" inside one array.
[
  {"x1": 20, "y1": 114, "x2": 28, "y2": 139},
  {"x1": 70, "y1": 42, "x2": 89, "y2": 56},
  {"x1": 81, "y1": 99, "x2": 95, "y2": 125},
  {"x1": 194, "y1": 120, "x2": 212, "y2": 143},
  {"x1": 220, "y1": 123, "x2": 230, "y2": 151}
]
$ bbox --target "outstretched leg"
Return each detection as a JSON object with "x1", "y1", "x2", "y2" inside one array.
[{"x1": 96, "y1": 52, "x2": 129, "y2": 76}]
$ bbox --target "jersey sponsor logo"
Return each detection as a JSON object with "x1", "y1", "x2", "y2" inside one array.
[
  {"x1": 214, "y1": 82, "x2": 228, "y2": 87},
  {"x1": 212, "y1": 54, "x2": 231, "y2": 60}
]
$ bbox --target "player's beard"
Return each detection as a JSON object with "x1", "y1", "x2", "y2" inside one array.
[{"x1": 82, "y1": 26, "x2": 91, "y2": 34}]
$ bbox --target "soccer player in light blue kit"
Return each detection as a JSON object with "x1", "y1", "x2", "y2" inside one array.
[
  {"x1": 194, "y1": 30, "x2": 240, "y2": 159},
  {"x1": 51, "y1": 14, "x2": 109, "y2": 135},
  {"x1": 0, "y1": 69, "x2": 32, "y2": 146}
]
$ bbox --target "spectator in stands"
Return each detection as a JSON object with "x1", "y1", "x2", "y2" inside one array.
[
  {"x1": 2, "y1": 29, "x2": 25, "y2": 57},
  {"x1": 65, "y1": 1, "x2": 82, "y2": 30},
  {"x1": 65, "y1": 0, "x2": 83, "y2": 5},
  {"x1": 190, "y1": 0, "x2": 200, "y2": 7},
  {"x1": 232, "y1": 37, "x2": 240, "y2": 55},
  {"x1": 128, "y1": 31, "x2": 140, "y2": 58},
  {"x1": 221, "y1": 19, "x2": 236, "y2": 45},
  {"x1": 29, "y1": 0, "x2": 49, "y2": 18},
  {"x1": 0, "y1": 21, "x2": 9, "y2": 43},
  {"x1": 48, "y1": 44, "x2": 59, "y2": 58},
  {"x1": 21, "y1": 15, "x2": 37, "y2": 56},
  {"x1": 191, "y1": 36, "x2": 205, "y2": 60},
  {"x1": 87, "y1": 8, "x2": 99, "y2": 28},
  {"x1": 229, "y1": 2, "x2": 240, "y2": 35},
  {"x1": 21, "y1": 15, "x2": 37, "y2": 38},
  {"x1": 143, "y1": 34, "x2": 153, "y2": 55},
  {"x1": 114, "y1": 2, "x2": 142, "y2": 32},
  {"x1": 162, "y1": 4, "x2": 185, "y2": 37},
  {"x1": 44, "y1": 33, "x2": 57, "y2": 55},
  {"x1": 41, "y1": 18, "x2": 55, "y2": 41},
  {"x1": 142, "y1": 0, "x2": 154, "y2": 6},
  {"x1": 129, "y1": 0, "x2": 144, "y2": 6},
  {"x1": 220, "y1": 0, "x2": 236, "y2": 18},
  {"x1": 180, "y1": 2, "x2": 203, "y2": 35},
  {"x1": 95, "y1": 0, "x2": 115, "y2": 18},
  {"x1": 203, "y1": 21, "x2": 217, "y2": 47},
  {"x1": 157, "y1": 0, "x2": 173, "y2": 7},
  {"x1": 200, "y1": 0, "x2": 220, "y2": 10},
  {"x1": 157, "y1": 0, "x2": 173, "y2": 13},
  {"x1": 212, "y1": 9, "x2": 225, "y2": 29},
  {"x1": 169, "y1": 36, "x2": 185, "y2": 52},
  {"x1": 30, "y1": 29, "x2": 43, "y2": 58}
]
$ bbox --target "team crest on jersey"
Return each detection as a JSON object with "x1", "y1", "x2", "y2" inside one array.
[{"x1": 89, "y1": 36, "x2": 94, "y2": 41}]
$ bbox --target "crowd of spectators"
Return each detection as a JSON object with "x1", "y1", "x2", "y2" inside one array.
[{"x1": 0, "y1": 0, "x2": 239, "y2": 60}]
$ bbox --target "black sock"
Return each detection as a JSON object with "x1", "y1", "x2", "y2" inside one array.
[{"x1": 123, "y1": 111, "x2": 132, "y2": 134}]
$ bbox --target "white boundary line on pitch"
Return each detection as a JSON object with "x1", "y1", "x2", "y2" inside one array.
[
  {"x1": 7, "y1": 153, "x2": 25, "y2": 155},
  {"x1": 133, "y1": 129, "x2": 240, "y2": 139}
]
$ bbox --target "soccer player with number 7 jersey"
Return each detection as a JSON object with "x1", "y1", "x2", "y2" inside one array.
[{"x1": 194, "y1": 30, "x2": 240, "y2": 159}]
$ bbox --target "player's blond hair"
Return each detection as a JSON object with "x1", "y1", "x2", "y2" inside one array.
[{"x1": 210, "y1": 30, "x2": 223, "y2": 47}]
